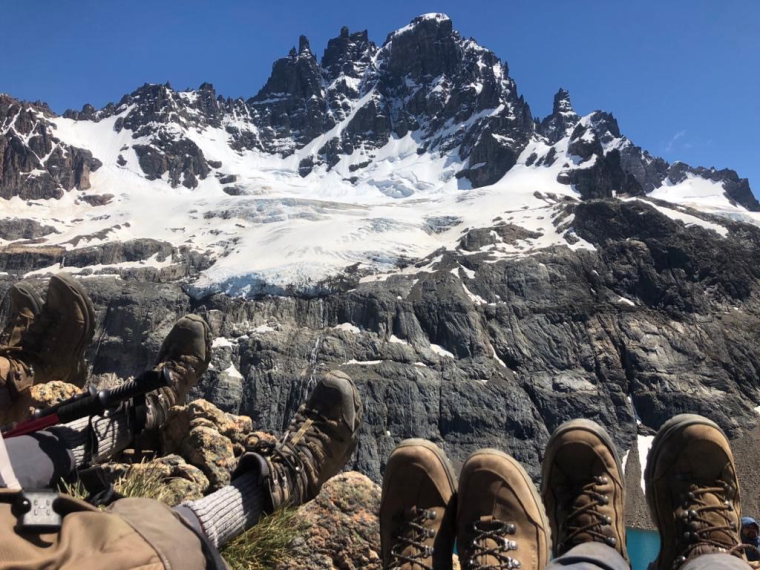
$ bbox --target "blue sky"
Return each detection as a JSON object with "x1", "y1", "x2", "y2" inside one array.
[{"x1": 2, "y1": 1, "x2": 758, "y2": 193}]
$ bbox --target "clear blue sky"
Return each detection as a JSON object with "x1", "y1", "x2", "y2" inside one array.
[{"x1": 2, "y1": 1, "x2": 758, "y2": 192}]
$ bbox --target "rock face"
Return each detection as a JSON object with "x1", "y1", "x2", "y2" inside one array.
[
  {"x1": 4, "y1": 196, "x2": 760, "y2": 526},
  {"x1": 0, "y1": 95, "x2": 102, "y2": 199}
]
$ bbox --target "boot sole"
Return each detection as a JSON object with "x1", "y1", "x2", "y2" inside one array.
[
  {"x1": 49, "y1": 273, "x2": 96, "y2": 383},
  {"x1": 542, "y1": 419, "x2": 625, "y2": 558},
  {"x1": 465, "y1": 447, "x2": 553, "y2": 556},
  {"x1": 393, "y1": 438, "x2": 458, "y2": 494}
]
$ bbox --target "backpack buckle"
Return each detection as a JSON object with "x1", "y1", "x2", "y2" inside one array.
[{"x1": 14, "y1": 490, "x2": 62, "y2": 531}]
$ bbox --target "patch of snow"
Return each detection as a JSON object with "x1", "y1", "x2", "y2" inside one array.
[
  {"x1": 637, "y1": 435, "x2": 655, "y2": 494},
  {"x1": 252, "y1": 324, "x2": 275, "y2": 334},
  {"x1": 223, "y1": 363, "x2": 244, "y2": 380},
  {"x1": 212, "y1": 337, "x2": 233, "y2": 348},
  {"x1": 430, "y1": 344, "x2": 454, "y2": 358},
  {"x1": 491, "y1": 346, "x2": 507, "y2": 368},
  {"x1": 345, "y1": 359, "x2": 383, "y2": 365},
  {"x1": 617, "y1": 296, "x2": 636, "y2": 307},
  {"x1": 462, "y1": 283, "x2": 487, "y2": 305},
  {"x1": 334, "y1": 323, "x2": 361, "y2": 334},
  {"x1": 389, "y1": 335, "x2": 408, "y2": 345},
  {"x1": 627, "y1": 197, "x2": 729, "y2": 238}
]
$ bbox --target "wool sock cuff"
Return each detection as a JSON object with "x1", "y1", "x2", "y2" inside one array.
[
  {"x1": 180, "y1": 471, "x2": 265, "y2": 548},
  {"x1": 48, "y1": 407, "x2": 135, "y2": 468}
]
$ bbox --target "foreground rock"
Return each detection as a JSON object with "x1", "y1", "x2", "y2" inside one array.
[{"x1": 278, "y1": 472, "x2": 381, "y2": 570}]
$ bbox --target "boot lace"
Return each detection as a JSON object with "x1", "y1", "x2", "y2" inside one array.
[
  {"x1": 389, "y1": 507, "x2": 437, "y2": 570},
  {"x1": 674, "y1": 480, "x2": 744, "y2": 568},
  {"x1": 250, "y1": 406, "x2": 333, "y2": 503},
  {"x1": 466, "y1": 519, "x2": 520, "y2": 570},
  {"x1": 560, "y1": 475, "x2": 617, "y2": 553}
]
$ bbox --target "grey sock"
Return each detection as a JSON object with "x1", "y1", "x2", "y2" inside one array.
[
  {"x1": 49, "y1": 407, "x2": 135, "y2": 467},
  {"x1": 180, "y1": 471, "x2": 265, "y2": 548}
]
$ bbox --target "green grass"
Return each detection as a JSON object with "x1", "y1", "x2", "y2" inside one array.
[{"x1": 220, "y1": 508, "x2": 304, "y2": 570}]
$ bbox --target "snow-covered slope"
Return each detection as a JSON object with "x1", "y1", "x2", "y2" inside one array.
[{"x1": 1, "y1": 13, "x2": 757, "y2": 296}]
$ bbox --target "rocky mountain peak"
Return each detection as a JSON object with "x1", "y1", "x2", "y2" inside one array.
[
  {"x1": 298, "y1": 35, "x2": 311, "y2": 55},
  {"x1": 538, "y1": 87, "x2": 580, "y2": 143},
  {"x1": 321, "y1": 27, "x2": 375, "y2": 82},
  {"x1": 553, "y1": 88, "x2": 575, "y2": 115},
  {"x1": 380, "y1": 13, "x2": 461, "y2": 81}
]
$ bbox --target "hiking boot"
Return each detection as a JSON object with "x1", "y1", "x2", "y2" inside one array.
[
  {"x1": 457, "y1": 449, "x2": 551, "y2": 570},
  {"x1": 244, "y1": 370, "x2": 362, "y2": 511},
  {"x1": 541, "y1": 419, "x2": 628, "y2": 561},
  {"x1": 645, "y1": 414, "x2": 747, "y2": 569},
  {"x1": 19, "y1": 273, "x2": 95, "y2": 385},
  {"x1": 0, "y1": 282, "x2": 42, "y2": 348},
  {"x1": 143, "y1": 314, "x2": 212, "y2": 431},
  {"x1": 380, "y1": 439, "x2": 457, "y2": 570}
]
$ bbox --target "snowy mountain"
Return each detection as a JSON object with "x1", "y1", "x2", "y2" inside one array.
[{"x1": 1, "y1": 13, "x2": 758, "y2": 296}]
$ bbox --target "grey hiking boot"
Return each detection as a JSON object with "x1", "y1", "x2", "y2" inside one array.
[
  {"x1": 645, "y1": 414, "x2": 748, "y2": 569},
  {"x1": 0, "y1": 282, "x2": 42, "y2": 349},
  {"x1": 244, "y1": 370, "x2": 362, "y2": 512},
  {"x1": 17, "y1": 273, "x2": 95, "y2": 385},
  {"x1": 458, "y1": 449, "x2": 551, "y2": 570},
  {"x1": 143, "y1": 314, "x2": 212, "y2": 431},
  {"x1": 380, "y1": 439, "x2": 457, "y2": 570},
  {"x1": 541, "y1": 419, "x2": 628, "y2": 561}
]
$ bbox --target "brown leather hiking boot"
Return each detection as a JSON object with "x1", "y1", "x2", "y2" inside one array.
[
  {"x1": 645, "y1": 414, "x2": 748, "y2": 569},
  {"x1": 457, "y1": 449, "x2": 551, "y2": 570},
  {"x1": 19, "y1": 272, "x2": 95, "y2": 385},
  {"x1": 244, "y1": 370, "x2": 362, "y2": 512},
  {"x1": 380, "y1": 439, "x2": 457, "y2": 570},
  {"x1": 541, "y1": 419, "x2": 627, "y2": 561},
  {"x1": 143, "y1": 314, "x2": 212, "y2": 431},
  {"x1": 0, "y1": 282, "x2": 42, "y2": 348}
]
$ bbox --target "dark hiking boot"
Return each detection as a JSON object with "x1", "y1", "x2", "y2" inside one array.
[
  {"x1": 0, "y1": 283, "x2": 42, "y2": 403},
  {"x1": 0, "y1": 282, "x2": 42, "y2": 349},
  {"x1": 19, "y1": 273, "x2": 95, "y2": 385},
  {"x1": 142, "y1": 314, "x2": 212, "y2": 431},
  {"x1": 243, "y1": 370, "x2": 362, "y2": 512},
  {"x1": 380, "y1": 439, "x2": 457, "y2": 570},
  {"x1": 645, "y1": 414, "x2": 747, "y2": 569},
  {"x1": 457, "y1": 449, "x2": 551, "y2": 570},
  {"x1": 541, "y1": 419, "x2": 628, "y2": 561}
]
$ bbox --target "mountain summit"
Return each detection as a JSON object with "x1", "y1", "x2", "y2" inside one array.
[{"x1": 0, "y1": 14, "x2": 758, "y2": 295}]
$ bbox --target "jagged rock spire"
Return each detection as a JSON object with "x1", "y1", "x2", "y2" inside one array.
[{"x1": 539, "y1": 87, "x2": 580, "y2": 143}]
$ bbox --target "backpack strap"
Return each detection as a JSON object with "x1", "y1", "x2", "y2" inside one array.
[{"x1": 0, "y1": 432, "x2": 20, "y2": 490}]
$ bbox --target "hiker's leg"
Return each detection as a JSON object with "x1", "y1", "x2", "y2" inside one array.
[
  {"x1": 546, "y1": 543, "x2": 630, "y2": 570},
  {"x1": 177, "y1": 370, "x2": 362, "y2": 548},
  {"x1": 680, "y1": 554, "x2": 752, "y2": 570}
]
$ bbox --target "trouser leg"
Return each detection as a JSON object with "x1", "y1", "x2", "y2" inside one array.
[
  {"x1": 5, "y1": 408, "x2": 134, "y2": 488},
  {"x1": 681, "y1": 554, "x2": 752, "y2": 570},
  {"x1": 545, "y1": 543, "x2": 630, "y2": 570}
]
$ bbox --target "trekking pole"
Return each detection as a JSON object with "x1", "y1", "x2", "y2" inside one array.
[{"x1": 1, "y1": 368, "x2": 171, "y2": 438}]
